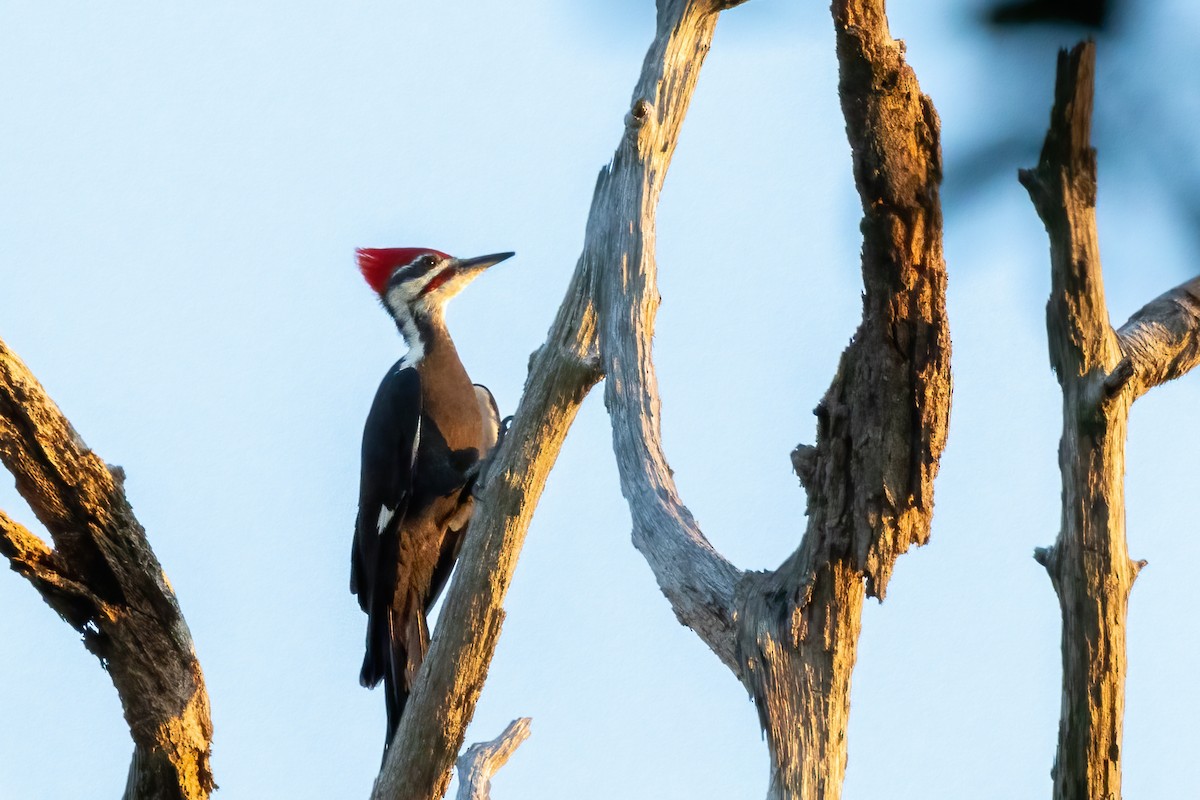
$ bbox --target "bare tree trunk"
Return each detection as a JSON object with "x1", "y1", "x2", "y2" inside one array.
[
  {"x1": 0, "y1": 339, "x2": 213, "y2": 800},
  {"x1": 1020, "y1": 41, "x2": 1200, "y2": 800}
]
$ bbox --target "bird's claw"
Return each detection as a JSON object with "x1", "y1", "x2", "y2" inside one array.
[{"x1": 497, "y1": 415, "x2": 515, "y2": 448}]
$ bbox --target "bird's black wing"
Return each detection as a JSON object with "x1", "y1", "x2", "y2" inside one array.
[{"x1": 352, "y1": 362, "x2": 421, "y2": 690}]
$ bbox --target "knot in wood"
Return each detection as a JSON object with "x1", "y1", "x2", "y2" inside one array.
[{"x1": 626, "y1": 98, "x2": 652, "y2": 128}]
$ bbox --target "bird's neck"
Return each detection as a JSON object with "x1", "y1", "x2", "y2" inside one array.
[
  {"x1": 397, "y1": 309, "x2": 478, "y2": 448},
  {"x1": 395, "y1": 307, "x2": 453, "y2": 370}
]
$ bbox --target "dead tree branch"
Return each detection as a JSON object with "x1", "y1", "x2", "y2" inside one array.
[
  {"x1": 1115, "y1": 277, "x2": 1200, "y2": 399},
  {"x1": 596, "y1": 0, "x2": 747, "y2": 670},
  {"x1": 0, "y1": 337, "x2": 213, "y2": 800},
  {"x1": 453, "y1": 718, "x2": 532, "y2": 800},
  {"x1": 1020, "y1": 41, "x2": 1200, "y2": 800}
]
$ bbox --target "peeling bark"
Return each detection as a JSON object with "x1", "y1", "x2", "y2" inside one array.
[
  {"x1": 1115, "y1": 277, "x2": 1200, "y2": 400},
  {"x1": 0, "y1": 339, "x2": 213, "y2": 800},
  {"x1": 1020, "y1": 41, "x2": 1200, "y2": 800}
]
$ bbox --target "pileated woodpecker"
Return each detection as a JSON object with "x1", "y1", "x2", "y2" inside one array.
[{"x1": 352, "y1": 246, "x2": 512, "y2": 748}]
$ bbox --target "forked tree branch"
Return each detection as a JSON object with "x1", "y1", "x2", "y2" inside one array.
[
  {"x1": 601, "y1": 0, "x2": 950, "y2": 798},
  {"x1": 0, "y1": 338, "x2": 213, "y2": 800}
]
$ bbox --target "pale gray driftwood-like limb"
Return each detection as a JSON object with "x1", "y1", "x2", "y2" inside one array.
[
  {"x1": 595, "y1": 0, "x2": 749, "y2": 671},
  {"x1": 601, "y1": 0, "x2": 950, "y2": 798},
  {"x1": 0, "y1": 338, "x2": 213, "y2": 800},
  {"x1": 453, "y1": 718, "x2": 532, "y2": 800},
  {"x1": 1020, "y1": 42, "x2": 1200, "y2": 800},
  {"x1": 1114, "y1": 276, "x2": 1200, "y2": 400},
  {"x1": 371, "y1": 1, "x2": 744, "y2": 797}
]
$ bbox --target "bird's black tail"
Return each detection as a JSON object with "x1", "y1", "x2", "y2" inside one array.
[
  {"x1": 373, "y1": 589, "x2": 429, "y2": 752},
  {"x1": 381, "y1": 617, "x2": 407, "y2": 752}
]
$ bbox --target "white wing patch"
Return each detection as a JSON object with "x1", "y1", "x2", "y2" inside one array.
[
  {"x1": 411, "y1": 415, "x2": 422, "y2": 468},
  {"x1": 376, "y1": 404, "x2": 421, "y2": 536}
]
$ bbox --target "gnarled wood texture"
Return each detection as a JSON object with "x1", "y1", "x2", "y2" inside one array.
[
  {"x1": 0, "y1": 338, "x2": 213, "y2": 800},
  {"x1": 1021, "y1": 41, "x2": 1200, "y2": 800},
  {"x1": 600, "y1": 0, "x2": 950, "y2": 798}
]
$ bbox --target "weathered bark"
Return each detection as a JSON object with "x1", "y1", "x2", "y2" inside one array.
[
  {"x1": 1020, "y1": 41, "x2": 1200, "y2": 800},
  {"x1": 453, "y1": 719, "x2": 531, "y2": 800},
  {"x1": 371, "y1": 1, "x2": 745, "y2": 797},
  {"x1": 1114, "y1": 278, "x2": 1200, "y2": 399},
  {"x1": 600, "y1": 0, "x2": 949, "y2": 798},
  {"x1": 751, "y1": 6, "x2": 948, "y2": 792},
  {"x1": 0, "y1": 338, "x2": 213, "y2": 800}
]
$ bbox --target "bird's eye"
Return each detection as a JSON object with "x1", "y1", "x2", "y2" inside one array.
[{"x1": 422, "y1": 255, "x2": 438, "y2": 269}]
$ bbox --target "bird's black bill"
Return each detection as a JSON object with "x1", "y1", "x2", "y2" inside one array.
[{"x1": 454, "y1": 252, "x2": 515, "y2": 272}]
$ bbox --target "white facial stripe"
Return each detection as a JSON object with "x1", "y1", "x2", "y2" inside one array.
[
  {"x1": 397, "y1": 313, "x2": 424, "y2": 366},
  {"x1": 386, "y1": 301, "x2": 425, "y2": 367},
  {"x1": 399, "y1": 338, "x2": 424, "y2": 368},
  {"x1": 385, "y1": 269, "x2": 439, "y2": 306}
]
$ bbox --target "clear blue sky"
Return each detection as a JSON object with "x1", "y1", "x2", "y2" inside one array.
[{"x1": 1, "y1": 2, "x2": 1197, "y2": 798}]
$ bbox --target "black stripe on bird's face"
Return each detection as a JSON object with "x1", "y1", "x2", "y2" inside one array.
[
  {"x1": 382, "y1": 254, "x2": 451, "y2": 317},
  {"x1": 388, "y1": 253, "x2": 443, "y2": 291}
]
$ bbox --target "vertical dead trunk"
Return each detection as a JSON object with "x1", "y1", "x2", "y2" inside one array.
[
  {"x1": 0, "y1": 340, "x2": 213, "y2": 800},
  {"x1": 1021, "y1": 41, "x2": 1200, "y2": 800}
]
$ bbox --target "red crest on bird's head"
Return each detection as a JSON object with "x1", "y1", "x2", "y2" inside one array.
[{"x1": 356, "y1": 247, "x2": 450, "y2": 294}]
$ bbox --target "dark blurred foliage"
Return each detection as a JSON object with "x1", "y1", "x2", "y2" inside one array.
[
  {"x1": 563, "y1": 0, "x2": 1199, "y2": 267},
  {"x1": 954, "y1": 0, "x2": 1200, "y2": 263},
  {"x1": 986, "y1": 0, "x2": 1114, "y2": 30}
]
